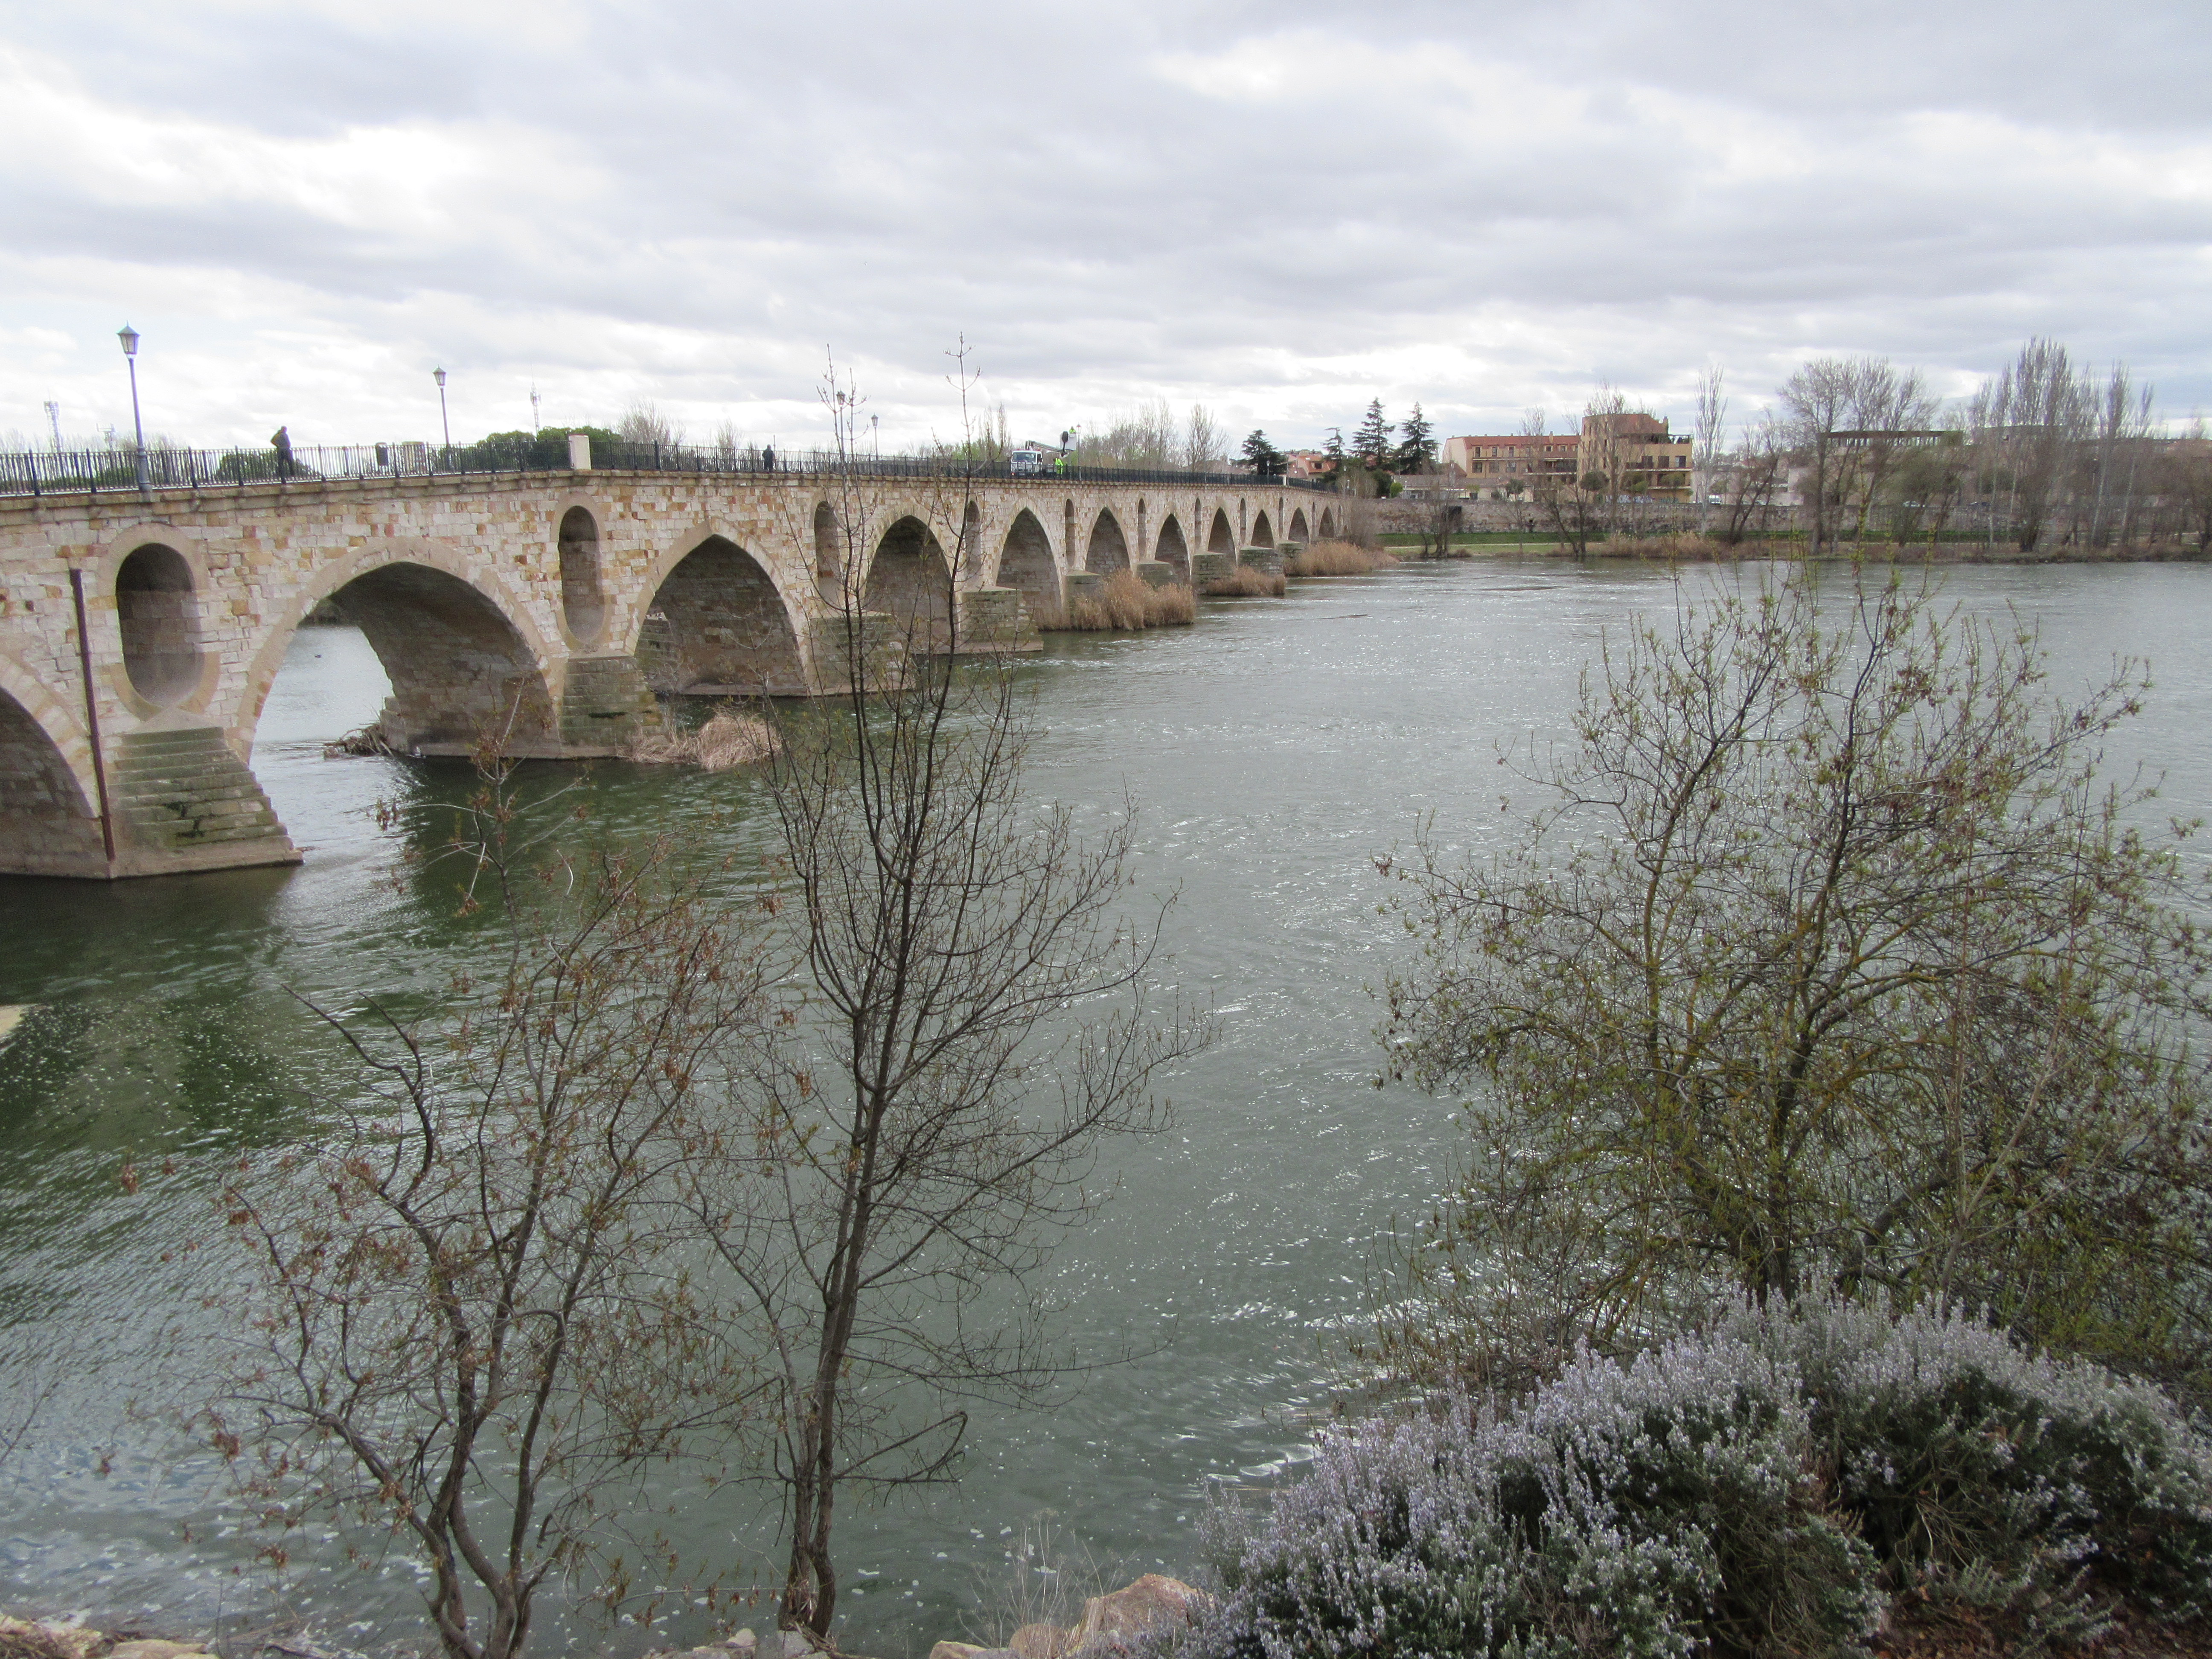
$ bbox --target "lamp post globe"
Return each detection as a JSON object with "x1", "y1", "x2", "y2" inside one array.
[{"x1": 117, "y1": 324, "x2": 147, "y2": 491}]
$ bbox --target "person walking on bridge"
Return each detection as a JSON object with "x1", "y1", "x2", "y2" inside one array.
[{"x1": 271, "y1": 425, "x2": 293, "y2": 479}]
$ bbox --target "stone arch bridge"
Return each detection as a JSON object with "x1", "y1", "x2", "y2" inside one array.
[{"x1": 0, "y1": 464, "x2": 1339, "y2": 878}]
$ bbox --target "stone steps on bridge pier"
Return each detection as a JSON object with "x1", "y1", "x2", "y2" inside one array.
[{"x1": 108, "y1": 726, "x2": 297, "y2": 859}]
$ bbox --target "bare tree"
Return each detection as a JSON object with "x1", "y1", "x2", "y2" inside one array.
[
  {"x1": 1778, "y1": 357, "x2": 1855, "y2": 556},
  {"x1": 1692, "y1": 366, "x2": 1727, "y2": 535},
  {"x1": 212, "y1": 763, "x2": 774, "y2": 1659},
  {"x1": 1711, "y1": 411, "x2": 1790, "y2": 547},
  {"x1": 2088, "y1": 365, "x2": 2157, "y2": 550},
  {"x1": 617, "y1": 399, "x2": 681, "y2": 451},
  {"x1": 1183, "y1": 403, "x2": 1227, "y2": 473},
  {"x1": 2162, "y1": 418, "x2": 2212, "y2": 555},
  {"x1": 1580, "y1": 385, "x2": 1631, "y2": 537},
  {"x1": 1969, "y1": 338, "x2": 2091, "y2": 552},
  {"x1": 1841, "y1": 359, "x2": 1938, "y2": 541},
  {"x1": 704, "y1": 366, "x2": 1212, "y2": 1644},
  {"x1": 1881, "y1": 429, "x2": 1968, "y2": 550},
  {"x1": 1524, "y1": 408, "x2": 1601, "y2": 557}
]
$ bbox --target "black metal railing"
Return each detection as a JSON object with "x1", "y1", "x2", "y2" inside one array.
[{"x1": 0, "y1": 440, "x2": 1336, "y2": 500}]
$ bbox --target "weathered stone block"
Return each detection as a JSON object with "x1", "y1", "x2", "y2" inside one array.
[
  {"x1": 1237, "y1": 547, "x2": 1284, "y2": 576},
  {"x1": 807, "y1": 611, "x2": 906, "y2": 693},
  {"x1": 1133, "y1": 561, "x2": 1177, "y2": 589},
  {"x1": 955, "y1": 585, "x2": 1042, "y2": 652},
  {"x1": 559, "y1": 653, "x2": 664, "y2": 751},
  {"x1": 1190, "y1": 552, "x2": 1235, "y2": 585}
]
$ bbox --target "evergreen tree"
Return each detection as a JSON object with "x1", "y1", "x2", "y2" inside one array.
[
  {"x1": 1353, "y1": 399, "x2": 1394, "y2": 469},
  {"x1": 1395, "y1": 402, "x2": 1436, "y2": 473},
  {"x1": 1240, "y1": 429, "x2": 1287, "y2": 477},
  {"x1": 1323, "y1": 427, "x2": 1347, "y2": 473}
]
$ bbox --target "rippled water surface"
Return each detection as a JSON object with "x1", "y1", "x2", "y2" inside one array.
[{"x1": 3, "y1": 559, "x2": 2207, "y2": 1650}]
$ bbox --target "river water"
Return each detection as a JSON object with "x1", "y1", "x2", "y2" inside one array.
[{"x1": 2, "y1": 558, "x2": 2207, "y2": 1653}]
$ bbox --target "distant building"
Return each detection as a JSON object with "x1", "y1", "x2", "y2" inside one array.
[
  {"x1": 1284, "y1": 450, "x2": 1333, "y2": 480},
  {"x1": 1580, "y1": 412, "x2": 1693, "y2": 501},
  {"x1": 1441, "y1": 432, "x2": 1579, "y2": 493},
  {"x1": 1444, "y1": 414, "x2": 1696, "y2": 501}
]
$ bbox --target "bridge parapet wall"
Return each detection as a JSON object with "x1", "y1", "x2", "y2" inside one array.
[{"x1": 0, "y1": 469, "x2": 1322, "y2": 878}]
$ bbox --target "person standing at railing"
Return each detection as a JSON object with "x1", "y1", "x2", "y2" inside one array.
[
  {"x1": 271, "y1": 425, "x2": 293, "y2": 479},
  {"x1": 761, "y1": 444, "x2": 775, "y2": 472}
]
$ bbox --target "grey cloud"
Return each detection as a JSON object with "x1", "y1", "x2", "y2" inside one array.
[{"x1": 3, "y1": 0, "x2": 2207, "y2": 445}]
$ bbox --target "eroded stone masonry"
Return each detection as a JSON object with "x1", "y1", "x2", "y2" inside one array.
[{"x1": 0, "y1": 466, "x2": 1333, "y2": 878}]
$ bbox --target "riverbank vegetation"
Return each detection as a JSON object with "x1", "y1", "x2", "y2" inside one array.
[
  {"x1": 1198, "y1": 565, "x2": 1285, "y2": 598},
  {"x1": 1174, "y1": 1301, "x2": 2212, "y2": 1659},
  {"x1": 1380, "y1": 561, "x2": 2212, "y2": 1396},
  {"x1": 1055, "y1": 568, "x2": 1196, "y2": 630},
  {"x1": 1284, "y1": 540, "x2": 1396, "y2": 577},
  {"x1": 1156, "y1": 559, "x2": 2212, "y2": 1656}
]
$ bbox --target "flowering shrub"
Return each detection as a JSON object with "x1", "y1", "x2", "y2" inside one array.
[
  {"x1": 1168, "y1": 1304, "x2": 2212, "y2": 1659},
  {"x1": 1743, "y1": 1300, "x2": 2212, "y2": 1622}
]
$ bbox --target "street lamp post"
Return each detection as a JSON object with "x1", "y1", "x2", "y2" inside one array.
[
  {"x1": 117, "y1": 325, "x2": 148, "y2": 493},
  {"x1": 434, "y1": 367, "x2": 451, "y2": 455}
]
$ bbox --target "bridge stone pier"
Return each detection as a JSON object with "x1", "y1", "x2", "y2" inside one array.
[{"x1": 0, "y1": 464, "x2": 1338, "y2": 879}]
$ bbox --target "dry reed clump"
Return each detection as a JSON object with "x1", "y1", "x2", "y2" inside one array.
[
  {"x1": 1604, "y1": 533, "x2": 1762, "y2": 561},
  {"x1": 1199, "y1": 565, "x2": 1287, "y2": 598},
  {"x1": 1286, "y1": 540, "x2": 1399, "y2": 577},
  {"x1": 627, "y1": 707, "x2": 780, "y2": 769},
  {"x1": 1059, "y1": 568, "x2": 1197, "y2": 631}
]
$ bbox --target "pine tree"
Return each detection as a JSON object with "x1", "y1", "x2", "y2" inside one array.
[
  {"x1": 1323, "y1": 427, "x2": 1347, "y2": 472},
  {"x1": 1240, "y1": 429, "x2": 1287, "y2": 477},
  {"x1": 1353, "y1": 399, "x2": 1393, "y2": 469},
  {"x1": 1395, "y1": 402, "x2": 1436, "y2": 473}
]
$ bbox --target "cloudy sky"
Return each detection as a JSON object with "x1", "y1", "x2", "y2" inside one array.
[{"x1": 2, "y1": 0, "x2": 2206, "y2": 454}]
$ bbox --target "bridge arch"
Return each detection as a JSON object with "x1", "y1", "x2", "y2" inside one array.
[
  {"x1": 1085, "y1": 509, "x2": 1130, "y2": 576},
  {"x1": 864, "y1": 516, "x2": 955, "y2": 643},
  {"x1": 637, "y1": 533, "x2": 807, "y2": 696},
  {"x1": 1251, "y1": 510, "x2": 1275, "y2": 548},
  {"x1": 1154, "y1": 515, "x2": 1189, "y2": 578},
  {"x1": 1318, "y1": 505, "x2": 1338, "y2": 539},
  {"x1": 0, "y1": 649, "x2": 103, "y2": 876},
  {"x1": 239, "y1": 544, "x2": 559, "y2": 757},
  {"x1": 1289, "y1": 507, "x2": 1310, "y2": 543},
  {"x1": 995, "y1": 508, "x2": 1060, "y2": 621},
  {"x1": 1206, "y1": 509, "x2": 1235, "y2": 558}
]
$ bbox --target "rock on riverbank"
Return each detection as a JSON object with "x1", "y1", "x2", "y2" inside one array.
[
  {"x1": 924, "y1": 1574, "x2": 1208, "y2": 1659},
  {"x1": 0, "y1": 1621, "x2": 214, "y2": 1659}
]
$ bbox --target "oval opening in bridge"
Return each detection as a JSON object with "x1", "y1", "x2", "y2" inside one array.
[
  {"x1": 116, "y1": 543, "x2": 202, "y2": 706},
  {"x1": 558, "y1": 507, "x2": 605, "y2": 645},
  {"x1": 814, "y1": 502, "x2": 845, "y2": 606}
]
